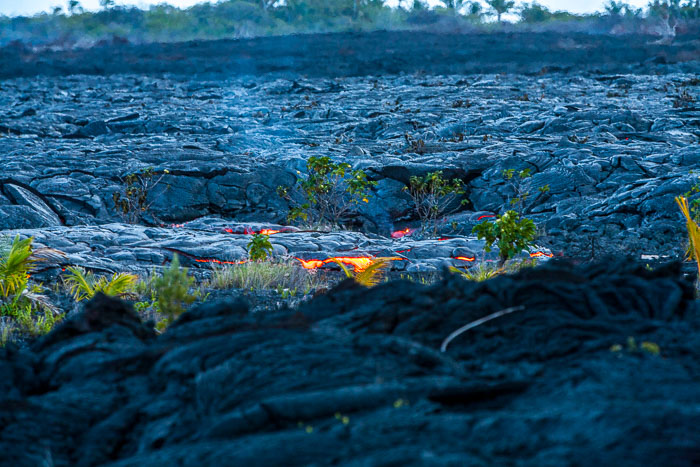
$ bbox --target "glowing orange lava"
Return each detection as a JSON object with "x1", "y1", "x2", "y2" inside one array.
[
  {"x1": 295, "y1": 258, "x2": 326, "y2": 270},
  {"x1": 194, "y1": 258, "x2": 248, "y2": 265},
  {"x1": 224, "y1": 228, "x2": 282, "y2": 235},
  {"x1": 454, "y1": 256, "x2": 476, "y2": 262},
  {"x1": 391, "y1": 227, "x2": 416, "y2": 239},
  {"x1": 476, "y1": 214, "x2": 496, "y2": 221},
  {"x1": 295, "y1": 256, "x2": 374, "y2": 272},
  {"x1": 530, "y1": 251, "x2": 553, "y2": 258}
]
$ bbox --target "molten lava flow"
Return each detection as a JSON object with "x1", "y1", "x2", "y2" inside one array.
[
  {"x1": 530, "y1": 251, "x2": 553, "y2": 258},
  {"x1": 296, "y1": 258, "x2": 326, "y2": 270},
  {"x1": 454, "y1": 256, "x2": 476, "y2": 262},
  {"x1": 194, "y1": 258, "x2": 248, "y2": 265},
  {"x1": 224, "y1": 227, "x2": 282, "y2": 235},
  {"x1": 391, "y1": 227, "x2": 416, "y2": 239},
  {"x1": 476, "y1": 214, "x2": 496, "y2": 221},
  {"x1": 331, "y1": 256, "x2": 374, "y2": 271},
  {"x1": 295, "y1": 256, "x2": 374, "y2": 272}
]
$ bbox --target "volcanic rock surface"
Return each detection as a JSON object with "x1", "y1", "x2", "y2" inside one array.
[
  {"x1": 0, "y1": 31, "x2": 699, "y2": 265},
  {"x1": 1, "y1": 260, "x2": 698, "y2": 466}
]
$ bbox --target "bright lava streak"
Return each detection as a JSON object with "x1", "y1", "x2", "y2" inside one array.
[
  {"x1": 295, "y1": 256, "x2": 375, "y2": 272},
  {"x1": 194, "y1": 258, "x2": 248, "y2": 265},
  {"x1": 453, "y1": 256, "x2": 476, "y2": 262},
  {"x1": 530, "y1": 251, "x2": 553, "y2": 258},
  {"x1": 224, "y1": 228, "x2": 282, "y2": 235},
  {"x1": 391, "y1": 227, "x2": 417, "y2": 239}
]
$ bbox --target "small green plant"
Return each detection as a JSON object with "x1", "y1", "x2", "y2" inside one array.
[
  {"x1": 404, "y1": 171, "x2": 466, "y2": 236},
  {"x1": 450, "y1": 263, "x2": 504, "y2": 282},
  {"x1": 153, "y1": 254, "x2": 196, "y2": 330},
  {"x1": 64, "y1": 266, "x2": 138, "y2": 301},
  {"x1": 398, "y1": 272, "x2": 440, "y2": 285},
  {"x1": 0, "y1": 236, "x2": 63, "y2": 342},
  {"x1": 502, "y1": 168, "x2": 530, "y2": 213},
  {"x1": 0, "y1": 236, "x2": 37, "y2": 301},
  {"x1": 278, "y1": 156, "x2": 376, "y2": 229},
  {"x1": 247, "y1": 234, "x2": 274, "y2": 261},
  {"x1": 112, "y1": 167, "x2": 170, "y2": 224},
  {"x1": 0, "y1": 236, "x2": 60, "y2": 315},
  {"x1": 473, "y1": 210, "x2": 537, "y2": 267}
]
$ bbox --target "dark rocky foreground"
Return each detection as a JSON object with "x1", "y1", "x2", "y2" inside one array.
[{"x1": 1, "y1": 259, "x2": 699, "y2": 466}]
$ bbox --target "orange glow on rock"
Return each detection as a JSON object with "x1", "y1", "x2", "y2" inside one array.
[
  {"x1": 391, "y1": 227, "x2": 416, "y2": 239},
  {"x1": 259, "y1": 229, "x2": 281, "y2": 235},
  {"x1": 454, "y1": 256, "x2": 476, "y2": 262},
  {"x1": 476, "y1": 214, "x2": 496, "y2": 221},
  {"x1": 530, "y1": 251, "x2": 553, "y2": 258}
]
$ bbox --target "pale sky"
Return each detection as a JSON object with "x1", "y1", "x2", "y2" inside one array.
[{"x1": 0, "y1": 0, "x2": 650, "y2": 17}]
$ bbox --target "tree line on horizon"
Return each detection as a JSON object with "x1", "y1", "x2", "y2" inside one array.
[{"x1": 1, "y1": 0, "x2": 698, "y2": 45}]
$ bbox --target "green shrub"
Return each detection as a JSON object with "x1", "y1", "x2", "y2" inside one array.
[
  {"x1": 153, "y1": 254, "x2": 196, "y2": 329},
  {"x1": 472, "y1": 210, "x2": 537, "y2": 266},
  {"x1": 404, "y1": 170, "x2": 466, "y2": 236},
  {"x1": 247, "y1": 234, "x2": 274, "y2": 261},
  {"x1": 278, "y1": 156, "x2": 376, "y2": 229}
]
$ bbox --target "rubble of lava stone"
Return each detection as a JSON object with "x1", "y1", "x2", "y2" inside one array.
[
  {"x1": 4, "y1": 218, "x2": 553, "y2": 279},
  {"x1": 0, "y1": 31, "x2": 699, "y2": 270}
]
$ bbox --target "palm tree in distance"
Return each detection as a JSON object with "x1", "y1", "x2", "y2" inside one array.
[{"x1": 487, "y1": 0, "x2": 515, "y2": 22}]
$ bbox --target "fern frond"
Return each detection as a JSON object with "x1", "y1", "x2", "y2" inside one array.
[
  {"x1": 329, "y1": 258, "x2": 354, "y2": 279},
  {"x1": 354, "y1": 257, "x2": 399, "y2": 287},
  {"x1": 64, "y1": 266, "x2": 95, "y2": 302},
  {"x1": 676, "y1": 196, "x2": 700, "y2": 277},
  {"x1": 98, "y1": 272, "x2": 138, "y2": 297}
]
